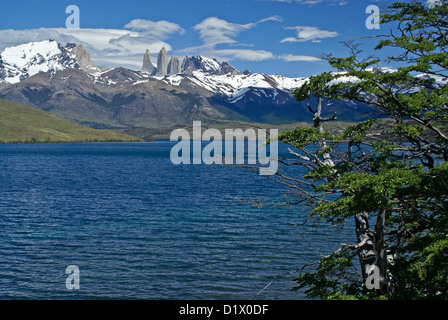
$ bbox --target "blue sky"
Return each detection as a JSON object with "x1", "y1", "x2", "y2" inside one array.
[{"x1": 0, "y1": 0, "x2": 399, "y2": 77}]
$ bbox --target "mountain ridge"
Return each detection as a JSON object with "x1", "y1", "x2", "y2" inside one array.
[{"x1": 0, "y1": 39, "x2": 416, "y2": 131}]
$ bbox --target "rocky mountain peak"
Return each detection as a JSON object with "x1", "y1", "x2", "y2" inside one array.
[
  {"x1": 156, "y1": 47, "x2": 169, "y2": 77},
  {"x1": 181, "y1": 54, "x2": 241, "y2": 76},
  {"x1": 167, "y1": 55, "x2": 181, "y2": 75},
  {"x1": 66, "y1": 43, "x2": 100, "y2": 73},
  {"x1": 141, "y1": 49, "x2": 156, "y2": 75}
]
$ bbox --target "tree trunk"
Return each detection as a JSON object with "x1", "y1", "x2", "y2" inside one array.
[
  {"x1": 312, "y1": 97, "x2": 334, "y2": 167},
  {"x1": 373, "y1": 207, "x2": 388, "y2": 294},
  {"x1": 308, "y1": 97, "x2": 387, "y2": 290},
  {"x1": 355, "y1": 213, "x2": 375, "y2": 284}
]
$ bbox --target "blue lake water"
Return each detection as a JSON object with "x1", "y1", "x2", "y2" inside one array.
[{"x1": 0, "y1": 141, "x2": 353, "y2": 300}]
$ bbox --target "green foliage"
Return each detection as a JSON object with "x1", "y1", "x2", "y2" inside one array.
[
  {"x1": 293, "y1": 249, "x2": 362, "y2": 299},
  {"x1": 335, "y1": 118, "x2": 378, "y2": 143},
  {"x1": 277, "y1": 126, "x2": 332, "y2": 148},
  {"x1": 273, "y1": 0, "x2": 448, "y2": 300}
]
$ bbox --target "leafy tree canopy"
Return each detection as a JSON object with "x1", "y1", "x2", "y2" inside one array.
[{"x1": 268, "y1": 0, "x2": 448, "y2": 300}]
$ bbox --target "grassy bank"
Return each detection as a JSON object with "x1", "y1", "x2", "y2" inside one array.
[{"x1": 0, "y1": 98, "x2": 143, "y2": 144}]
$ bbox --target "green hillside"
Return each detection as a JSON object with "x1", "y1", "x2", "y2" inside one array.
[{"x1": 0, "y1": 98, "x2": 143, "y2": 144}]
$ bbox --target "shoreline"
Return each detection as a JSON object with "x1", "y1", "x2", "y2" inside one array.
[{"x1": 0, "y1": 139, "x2": 151, "y2": 145}]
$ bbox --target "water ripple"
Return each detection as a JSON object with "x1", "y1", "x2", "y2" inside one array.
[{"x1": 0, "y1": 142, "x2": 353, "y2": 300}]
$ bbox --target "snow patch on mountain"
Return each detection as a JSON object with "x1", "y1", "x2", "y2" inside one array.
[
  {"x1": 0, "y1": 40, "x2": 79, "y2": 84},
  {"x1": 163, "y1": 70, "x2": 308, "y2": 102},
  {"x1": 2, "y1": 40, "x2": 447, "y2": 112},
  {"x1": 193, "y1": 56, "x2": 221, "y2": 73}
]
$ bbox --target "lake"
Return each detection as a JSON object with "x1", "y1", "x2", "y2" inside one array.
[{"x1": 0, "y1": 141, "x2": 353, "y2": 300}]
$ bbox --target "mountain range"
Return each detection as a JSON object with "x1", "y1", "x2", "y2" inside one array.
[{"x1": 0, "y1": 40, "x2": 407, "y2": 135}]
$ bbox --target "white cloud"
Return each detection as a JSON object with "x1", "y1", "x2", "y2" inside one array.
[
  {"x1": 426, "y1": 0, "x2": 444, "y2": 8},
  {"x1": 193, "y1": 17, "x2": 253, "y2": 47},
  {"x1": 278, "y1": 53, "x2": 321, "y2": 62},
  {"x1": 216, "y1": 49, "x2": 275, "y2": 61},
  {"x1": 192, "y1": 16, "x2": 282, "y2": 47},
  {"x1": 180, "y1": 16, "x2": 281, "y2": 62},
  {"x1": 0, "y1": 28, "x2": 82, "y2": 51},
  {"x1": 180, "y1": 16, "x2": 321, "y2": 64},
  {"x1": 124, "y1": 19, "x2": 185, "y2": 39},
  {"x1": 263, "y1": 0, "x2": 348, "y2": 5},
  {"x1": 280, "y1": 26, "x2": 339, "y2": 43},
  {"x1": 0, "y1": 16, "x2": 324, "y2": 70},
  {"x1": 285, "y1": 0, "x2": 324, "y2": 3},
  {"x1": 0, "y1": 19, "x2": 185, "y2": 70}
]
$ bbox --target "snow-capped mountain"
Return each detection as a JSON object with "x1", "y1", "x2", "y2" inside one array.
[
  {"x1": 0, "y1": 40, "x2": 81, "y2": 84},
  {"x1": 0, "y1": 40, "x2": 307, "y2": 103},
  {"x1": 180, "y1": 54, "x2": 241, "y2": 76},
  {"x1": 0, "y1": 39, "x2": 420, "y2": 130},
  {"x1": 163, "y1": 71, "x2": 307, "y2": 103}
]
